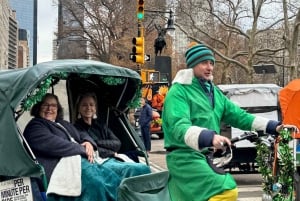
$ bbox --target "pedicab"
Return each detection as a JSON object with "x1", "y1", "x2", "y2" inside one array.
[
  {"x1": 118, "y1": 80, "x2": 300, "y2": 201},
  {"x1": 0, "y1": 59, "x2": 148, "y2": 200}
]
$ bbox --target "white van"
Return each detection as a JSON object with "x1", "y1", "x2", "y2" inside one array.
[{"x1": 217, "y1": 84, "x2": 281, "y2": 173}]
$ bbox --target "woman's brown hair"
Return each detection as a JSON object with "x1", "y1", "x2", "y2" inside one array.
[{"x1": 30, "y1": 93, "x2": 64, "y2": 120}]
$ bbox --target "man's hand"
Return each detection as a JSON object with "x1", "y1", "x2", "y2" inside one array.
[
  {"x1": 276, "y1": 124, "x2": 299, "y2": 133},
  {"x1": 212, "y1": 135, "x2": 231, "y2": 150}
]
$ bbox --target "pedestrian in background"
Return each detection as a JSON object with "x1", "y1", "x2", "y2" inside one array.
[{"x1": 139, "y1": 97, "x2": 153, "y2": 154}]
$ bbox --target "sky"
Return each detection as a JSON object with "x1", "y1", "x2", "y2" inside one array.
[{"x1": 37, "y1": 0, "x2": 57, "y2": 63}]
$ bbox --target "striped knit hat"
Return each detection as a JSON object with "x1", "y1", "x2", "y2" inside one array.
[{"x1": 185, "y1": 43, "x2": 215, "y2": 68}]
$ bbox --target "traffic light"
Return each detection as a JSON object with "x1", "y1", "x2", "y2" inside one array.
[
  {"x1": 137, "y1": 0, "x2": 144, "y2": 20},
  {"x1": 131, "y1": 37, "x2": 144, "y2": 64}
]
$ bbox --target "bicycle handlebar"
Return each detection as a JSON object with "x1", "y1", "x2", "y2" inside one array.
[
  {"x1": 220, "y1": 131, "x2": 259, "y2": 147},
  {"x1": 230, "y1": 131, "x2": 260, "y2": 144},
  {"x1": 224, "y1": 125, "x2": 299, "y2": 147}
]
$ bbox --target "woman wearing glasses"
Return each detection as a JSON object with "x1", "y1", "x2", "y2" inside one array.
[{"x1": 23, "y1": 93, "x2": 121, "y2": 201}]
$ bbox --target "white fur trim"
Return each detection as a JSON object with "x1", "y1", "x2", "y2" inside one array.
[
  {"x1": 252, "y1": 116, "x2": 269, "y2": 133},
  {"x1": 184, "y1": 126, "x2": 206, "y2": 151},
  {"x1": 172, "y1": 69, "x2": 194, "y2": 85}
]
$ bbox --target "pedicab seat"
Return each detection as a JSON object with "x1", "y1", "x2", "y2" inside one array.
[{"x1": 118, "y1": 170, "x2": 171, "y2": 201}]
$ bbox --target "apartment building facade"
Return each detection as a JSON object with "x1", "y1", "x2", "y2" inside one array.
[
  {"x1": 8, "y1": 9, "x2": 18, "y2": 69},
  {"x1": 0, "y1": 0, "x2": 10, "y2": 69},
  {"x1": 9, "y1": 0, "x2": 37, "y2": 66},
  {"x1": 18, "y1": 29, "x2": 30, "y2": 67}
]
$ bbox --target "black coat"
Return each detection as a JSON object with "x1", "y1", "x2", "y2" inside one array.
[
  {"x1": 74, "y1": 118, "x2": 121, "y2": 158},
  {"x1": 23, "y1": 117, "x2": 96, "y2": 182}
]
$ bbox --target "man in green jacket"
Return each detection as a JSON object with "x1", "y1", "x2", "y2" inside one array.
[{"x1": 162, "y1": 43, "x2": 292, "y2": 201}]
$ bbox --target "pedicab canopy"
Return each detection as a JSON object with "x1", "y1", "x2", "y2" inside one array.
[
  {"x1": 0, "y1": 59, "x2": 142, "y2": 179},
  {"x1": 279, "y1": 79, "x2": 300, "y2": 135}
]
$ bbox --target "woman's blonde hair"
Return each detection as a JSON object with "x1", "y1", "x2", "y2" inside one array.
[{"x1": 75, "y1": 92, "x2": 98, "y2": 119}]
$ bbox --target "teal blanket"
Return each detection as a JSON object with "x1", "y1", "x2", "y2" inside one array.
[
  {"x1": 102, "y1": 158, "x2": 151, "y2": 180},
  {"x1": 47, "y1": 158, "x2": 150, "y2": 201},
  {"x1": 47, "y1": 158, "x2": 121, "y2": 201}
]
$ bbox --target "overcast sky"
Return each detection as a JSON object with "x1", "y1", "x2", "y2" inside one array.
[{"x1": 37, "y1": 0, "x2": 57, "y2": 63}]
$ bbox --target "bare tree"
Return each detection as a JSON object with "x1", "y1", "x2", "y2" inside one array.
[
  {"x1": 54, "y1": 0, "x2": 172, "y2": 69},
  {"x1": 54, "y1": 0, "x2": 136, "y2": 67},
  {"x1": 175, "y1": 0, "x2": 300, "y2": 84},
  {"x1": 283, "y1": 0, "x2": 300, "y2": 80}
]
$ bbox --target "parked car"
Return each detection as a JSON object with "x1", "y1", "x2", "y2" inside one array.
[{"x1": 217, "y1": 83, "x2": 281, "y2": 173}]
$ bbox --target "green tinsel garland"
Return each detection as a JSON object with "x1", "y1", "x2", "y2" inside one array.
[
  {"x1": 21, "y1": 73, "x2": 141, "y2": 111},
  {"x1": 21, "y1": 73, "x2": 68, "y2": 111},
  {"x1": 127, "y1": 81, "x2": 142, "y2": 109},
  {"x1": 21, "y1": 76, "x2": 54, "y2": 111},
  {"x1": 256, "y1": 129, "x2": 294, "y2": 200},
  {"x1": 101, "y1": 76, "x2": 126, "y2": 85}
]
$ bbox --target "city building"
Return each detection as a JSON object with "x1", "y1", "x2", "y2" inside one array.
[
  {"x1": 18, "y1": 29, "x2": 30, "y2": 67},
  {"x1": 9, "y1": 0, "x2": 37, "y2": 66},
  {"x1": 56, "y1": 0, "x2": 87, "y2": 59},
  {"x1": 8, "y1": 9, "x2": 18, "y2": 69},
  {"x1": 0, "y1": 0, "x2": 10, "y2": 69},
  {"x1": 52, "y1": 38, "x2": 58, "y2": 60}
]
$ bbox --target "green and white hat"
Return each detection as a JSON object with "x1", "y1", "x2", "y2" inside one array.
[{"x1": 185, "y1": 43, "x2": 215, "y2": 68}]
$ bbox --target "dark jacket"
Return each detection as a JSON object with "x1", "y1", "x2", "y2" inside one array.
[
  {"x1": 23, "y1": 117, "x2": 96, "y2": 181},
  {"x1": 74, "y1": 118, "x2": 121, "y2": 158},
  {"x1": 139, "y1": 103, "x2": 153, "y2": 127}
]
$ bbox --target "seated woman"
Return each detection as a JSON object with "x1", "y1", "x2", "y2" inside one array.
[
  {"x1": 74, "y1": 92, "x2": 151, "y2": 179},
  {"x1": 23, "y1": 93, "x2": 121, "y2": 201}
]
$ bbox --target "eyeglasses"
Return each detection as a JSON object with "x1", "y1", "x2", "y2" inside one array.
[{"x1": 41, "y1": 103, "x2": 58, "y2": 109}]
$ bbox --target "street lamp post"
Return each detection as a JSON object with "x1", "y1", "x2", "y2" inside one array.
[
  {"x1": 144, "y1": 9, "x2": 175, "y2": 31},
  {"x1": 136, "y1": 8, "x2": 175, "y2": 84}
]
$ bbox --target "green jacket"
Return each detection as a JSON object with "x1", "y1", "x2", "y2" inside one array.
[{"x1": 162, "y1": 69, "x2": 271, "y2": 201}]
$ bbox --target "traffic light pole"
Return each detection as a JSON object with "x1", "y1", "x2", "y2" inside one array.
[
  {"x1": 130, "y1": 0, "x2": 145, "y2": 65},
  {"x1": 137, "y1": 22, "x2": 144, "y2": 38}
]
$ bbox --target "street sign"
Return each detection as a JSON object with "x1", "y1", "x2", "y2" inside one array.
[
  {"x1": 253, "y1": 64, "x2": 276, "y2": 74},
  {"x1": 145, "y1": 54, "x2": 150, "y2": 61},
  {"x1": 129, "y1": 53, "x2": 150, "y2": 62}
]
